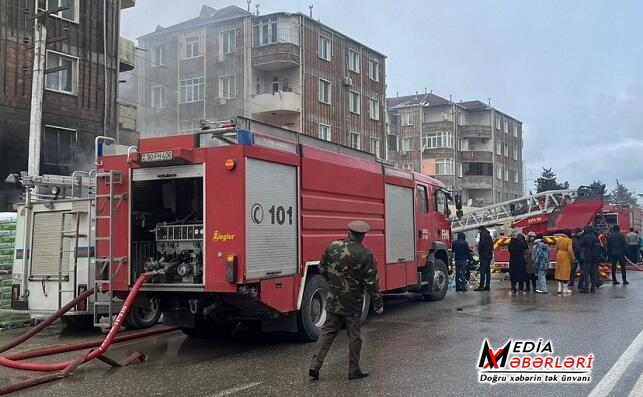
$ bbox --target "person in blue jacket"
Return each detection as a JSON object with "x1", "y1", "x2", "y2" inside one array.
[{"x1": 452, "y1": 232, "x2": 473, "y2": 292}]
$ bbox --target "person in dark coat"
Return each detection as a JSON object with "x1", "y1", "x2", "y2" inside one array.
[
  {"x1": 579, "y1": 226, "x2": 600, "y2": 293},
  {"x1": 508, "y1": 233, "x2": 529, "y2": 294},
  {"x1": 606, "y1": 224, "x2": 629, "y2": 285},
  {"x1": 452, "y1": 232, "x2": 472, "y2": 292},
  {"x1": 569, "y1": 228, "x2": 584, "y2": 289},
  {"x1": 475, "y1": 226, "x2": 493, "y2": 291}
]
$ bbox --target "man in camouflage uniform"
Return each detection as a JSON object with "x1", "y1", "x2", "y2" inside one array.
[{"x1": 309, "y1": 220, "x2": 384, "y2": 380}]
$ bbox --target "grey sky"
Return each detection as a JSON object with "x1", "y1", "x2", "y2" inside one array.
[{"x1": 121, "y1": 0, "x2": 643, "y2": 194}]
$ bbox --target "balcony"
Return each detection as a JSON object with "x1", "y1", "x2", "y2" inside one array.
[
  {"x1": 461, "y1": 175, "x2": 493, "y2": 189},
  {"x1": 119, "y1": 37, "x2": 136, "y2": 72},
  {"x1": 459, "y1": 124, "x2": 492, "y2": 139},
  {"x1": 249, "y1": 91, "x2": 301, "y2": 115},
  {"x1": 121, "y1": 0, "x2": 135, "y2": 9},
  {"x1": 460, "y1": 150, "x2": 493, "y2": 163},
  {"x1": 252, "y1": 28, "x2": 300, "y2": 71},
  {"x1": 422, "y1": 120, "x2": 453, "y2": 131}
]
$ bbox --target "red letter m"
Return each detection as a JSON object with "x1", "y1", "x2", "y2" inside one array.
[{"x1": 478, "y1": 340, "x2": 511, "y2": 369}]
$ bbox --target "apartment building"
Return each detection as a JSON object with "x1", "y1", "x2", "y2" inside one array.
[
  {"x1": 0, "y1": 0, "x2": 136, "y2": 210},
  {"x1": 387, "y1": 93, "x2": 523, "y2": 207},
  {"x1": 136, "y1": 5, "x2": 387, "y2": 157}
]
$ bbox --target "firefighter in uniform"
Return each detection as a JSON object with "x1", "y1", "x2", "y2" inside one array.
[{"x1": 309, "y1": 220, "x2": 384, "y2": 380}]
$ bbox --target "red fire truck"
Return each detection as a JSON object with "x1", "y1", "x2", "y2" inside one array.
[{"x1": 92, "y1": 118, "x2": 454, "y2": 340}]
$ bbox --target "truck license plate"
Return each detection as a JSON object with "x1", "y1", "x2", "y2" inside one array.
[{"x1": 141, "y1": 151, "x2": 173, "y2": 162}]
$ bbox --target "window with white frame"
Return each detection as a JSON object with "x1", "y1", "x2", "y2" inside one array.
[
  {"x1": 435, "y1": 159, "x2": 455, "y2": 175},
  {"x1": 368, "y1": 58, "x2": 380, "y2": 81},
  {"x1": 318, "y1": 79, "x2": 331, "y2": 104},
  {"x1": 318, "y1": 34, "x2": 331, "y2": 61},
  {"x1": 45, "y1": 51, "x2": 77, "y2": 94},
  {"x1": 46, "y1": 0, "x2": 78, "y2": 23},
  {"x1": 513, "y1": 124, "x2": 518, "y2": 137},
  {"x1": 401, "y1": 137, "x2": 412, "y2": 152},
  {"x1": 252, "y1": 16, "x2": 278, "y2": 46},
  {"x1": 503, "y1": 120, "x2": 508, "y2": 133},
  {"x1": 347, "y1": 49, "x2": 359, "y2": 73},
  {"x1": 402, "y1": 163, "x2": 414, "y2": 170},
  {"x1": 401, "y1": 111, "x2": 413, "y2": 126},
  {"x1": 513, "y1": 147, "x2": 519, "y2": 160},
  {"x1": 151, "y1": 86, "x2": 166, "y2": 109},
  {"x1": 457, "y1": 163, "x2": 463, "y2": 177},
  {"x1": 496, "y1": 116, "x2": 501, "y2": 130},
  {"x1": 255, "y1": 76, "x2": 262, "y2": 94},
  {"x1": 422, "y1": 131, "x2": 453, "y2": 149},
  {"x1": 218, "y1": 75, "x2": 236, "y2": 99},
  {"x1": 184, "y1": 36, "x2": 201, "y2": 59},
  {"x1": 179, "y1": 119, "x2": 201, "y2": 132},
  {"x1": 350, "y1": 131, "x2": 360, "y2": 149},
  {"x1": 368, "y1": 98, "x2": 380, "y2": 120},
  {"x1": 349, "y1": 91, "x2": 360, "y2": 114},
  {"x1": 220, "y1": 30, "x2": 236, "y2": 54},
  {"x1": 496, "y1": 141, "x2": 502, "y2": 155},
  {"x1": 179, "y1": 77, "x2": 205, "y2": 103},
  {"x1": 152, "y1": 45, "x2": 166, "y2": 66},
  {"x1": 318, "y1": 123, "x2": 331, "y2": 141},
  {"x1": 497, "y1": 166, "x2": 503, "y2": 180},
  {"x1": 505, "y1": 167, "x2": 509, "y2": 182},
  {"x1": 457, "y1": 112, "x2": 464, "y2": 125},
  {"x1": 370, "y1": 137, "x2": 380, "y2": 156},
  {"x1": 504, "y1": 143, "x2": 509, "y2": 157},
  {"x1": 514, "y1": 170, "x2": 519, "y2": 184}
]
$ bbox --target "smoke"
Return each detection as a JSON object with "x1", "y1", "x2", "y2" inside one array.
[{"x1": 0, "y1": 183, "x2": 24, "y2": 211}]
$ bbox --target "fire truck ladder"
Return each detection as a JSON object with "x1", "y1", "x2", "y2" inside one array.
[
  {"x1": 57, "y1": 211, "x2": 87, "y2": 310},
  {"x1": 93, "y1": 171, "x2": 125, "y2": 329},
  {"x1": 451, "y1": 189, "x2": 577, "y2": 233}
]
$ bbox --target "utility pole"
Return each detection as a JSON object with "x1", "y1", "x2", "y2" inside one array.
[{"x1": 27, "y1": 14, "x2": 47, "y2": 176}]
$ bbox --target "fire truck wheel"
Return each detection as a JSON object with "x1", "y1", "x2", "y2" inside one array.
[
  {"x1": 61, "y1": 315, "x2": 94, "y2": 330},
  {"x1": 125, "y1": 297, "x2": 161, "y2": 329},
  {"x1": 423, "y1": 258, "x2": 449, "y2": 301},
  {"x1": 297, "y1": 274, "x2": 329, "y2": 342}
]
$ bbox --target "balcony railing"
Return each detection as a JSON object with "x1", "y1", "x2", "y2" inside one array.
[
  {"x1": 460, "y1": 151, "x2": 493, "y2": 162},
  {"x1": 459, "y1": 125, "x2": 492, "y2": 139},
  {"x1": 461, "y1": 175, "x2": 493, "y2": 189},
  {"x1": 248, "y1": 90, "x2": 301, "y2": 115},
  {"x1": 422, "y1": 120, "x2": 453, "y2": 131}
]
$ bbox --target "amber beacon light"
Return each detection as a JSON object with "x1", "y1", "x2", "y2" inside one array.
[{"x1": 225, "y1": 159, "x2": 236, "y2": 170}]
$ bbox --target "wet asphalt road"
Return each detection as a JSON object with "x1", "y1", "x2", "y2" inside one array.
[{"x1": 1, "y1": 272, "x2": 642, "y2": 397}]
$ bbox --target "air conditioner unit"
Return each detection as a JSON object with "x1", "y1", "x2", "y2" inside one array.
[
  {"x1": 215, "y1": 97, "x2": 227, "y2": 105},
  {"x1": 343, "y1": 77, "x2": 353, "y2": 87}
]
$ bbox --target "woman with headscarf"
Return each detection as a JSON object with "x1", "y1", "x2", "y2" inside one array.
[
  {"x1": 555, "y1": 229, "x2": 575, "y2": 294},
  {"x1": 508, "y1": 233, "x2": 529, "y2": 294}
]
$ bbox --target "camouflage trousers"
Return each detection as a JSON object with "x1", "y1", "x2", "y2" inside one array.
[{"x1": 313, "y1": 313, "x2": 363, "y2": 372}]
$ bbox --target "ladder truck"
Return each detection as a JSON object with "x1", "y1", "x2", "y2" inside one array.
[
  {"x1": 9, "y1": 117, "x2": 458, "y2": 340},
  {"x1": 451, "y1": 185, "x2": 605, "y2": 269}
]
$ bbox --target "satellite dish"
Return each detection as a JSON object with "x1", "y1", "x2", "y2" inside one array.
[{"x1": 467, "y1": 198, "x2": 473, "y2": 207}]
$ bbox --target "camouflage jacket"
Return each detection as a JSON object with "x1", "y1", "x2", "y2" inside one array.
[{"x1": 319, "y1": 236, "x2": 383, "y2": 316}]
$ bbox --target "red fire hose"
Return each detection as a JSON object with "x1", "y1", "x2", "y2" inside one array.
[{"x1": 0, "y1": 271, "x2": 170, "y2": 395}]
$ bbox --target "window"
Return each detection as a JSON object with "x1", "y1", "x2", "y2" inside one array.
[
  {"x1": 401, "y1": 137, "x2": 412, "y2": 152},
  {"x1": 504, "y1": 143, "x2": 509, "y2": 157},
  {"x1": 318, "y1": 123, "x2": 331, "y2": 141},
  {"x1": 368, "y1": 98, "x2": 380, "y2": 120},
  {"x1": 370, "y1": 137, "x2": 380, "y2": 156},
  {"x1": 496, "y1": 116, "x2": 501, "y2": 130},
  {"x1": 417, "y1": 186, "x2": 429, "y2": 213},
  {"x1": 496, "y1": 141, "x2": 502, "y2": 155},
  {"x1": 271, "y1": 76, "x2": 280, "y2": 92},
  {"x1": 220, "y1": 30, "x2": 236, "y2": 54},
  {"x1": 179, "y1": 77, "x2": 205, "y2": 103},
  {"x1": 435, "y1": 159, "x2": 455, "y2": 175},
  {"x1": 457, "y1": 112, "x2": 464, "y2": 126},
  {"x1": 179, "y1": 119, "x2": 201, "y2": 132},
  {"x1": 504, "y1": 120, "x2": 508, "y2": 133},
  {"x1": 402, "y1": 163, "x2": 414, "y2": 170},
  {"x1": 184, "y1": 36, "x2": 200, "y2": 59},
  {"x1": 514, "y1": 170, "x2": 519, "y2": 184},
  {"x1": 319, "y1": 79, "x2": 331, "y2": 104},
  {"x1": 46, "y1": 0, "x2": 78, "y2": 23},
  {"x1": 350, "y1": 131, "x2": 360, "y2": 149},
  {"x1": 255, "y1": 76, "x2": 262, "y2": 94},
  {"x1": 513, "y1": 147, "x2": 519, "y2": 161},
  {"x1": 347, "y1": 49, "x2": 359, "y2": 73},
  {"x1": 401, "y1": 111, "x2": 413, "y2": 126},
  {"x1": 42, "y1": 126, "x2": 76, "y2": 168},
  {"x1": 388, "y1": 134, "x2": 398, "y2": 151},
  {"x1": 252, "y1": 16, "x2": 278, "y2": 46},
  {"x1": 218, "y1": 75, "x2": 236, "y2": 99},
  {"x1": 152, "y1": 45, "x2": 166, "y2": 66},
  {"x1": 513, "y1": 124, "x2": 518, "y2": 137},
  {"x1": 457, "y1": 163, "x2": 463, "y2": 178},
  {"x1": 151, "y1": 86, "x2": 166, "y2": 109},
  {"x1": 349, "y1": 91, "x2": 360, "y2": 114},
  {"x1": 46, "y1": 51, "x2": 77, "y2": 94},
  {"x1": 368, "y1": 59, "x2": 380, "y2": 81},
  {"x1": 497, "y1": 166, "x2": 503, "y2": 180},
  {"x1": 434, "y1": 189, "x2": 448, "y2": 216},
  {"x1": 422, "y1": 131, "x2": 454, "y2": 149},
  {"x1": 318, "y1": 34, "x2": 331, "y2": 61},
  {"x1": 504, "y1": 167, "x2": 509, "y2": 182}
]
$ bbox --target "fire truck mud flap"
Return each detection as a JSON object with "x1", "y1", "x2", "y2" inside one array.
[{"x1": 422, "y1": 242, "x2": 449, "y2": 301}]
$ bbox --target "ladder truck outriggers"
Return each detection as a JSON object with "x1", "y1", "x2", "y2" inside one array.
[
  {"x1": 451, "y1": 185, "x2": 606, "y2": 269},
  {"x1": 7, "y1": 117, "x2": 458, "y2": 340}
]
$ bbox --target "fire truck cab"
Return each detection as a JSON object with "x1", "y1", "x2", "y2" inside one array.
[{"x1": 95, "y1": 118, "x2": 454, "y2": 340}]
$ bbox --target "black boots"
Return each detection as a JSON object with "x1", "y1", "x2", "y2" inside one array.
[
  {"x1": 348, "y1": 369, "x2": 369, "y2": 380},
  {"x1": 309, "y1": 357, "x2": 322, "y2": 380}
]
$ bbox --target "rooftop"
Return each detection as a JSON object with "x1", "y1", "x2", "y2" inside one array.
[{"x1": 387, "y1": 93, "x2": 451, "y2": 108}]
